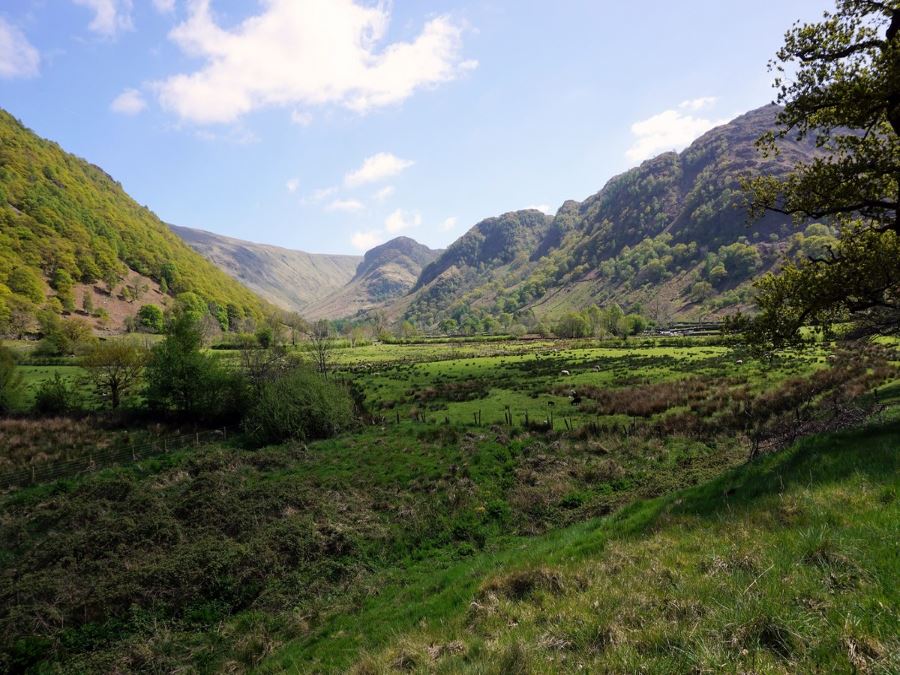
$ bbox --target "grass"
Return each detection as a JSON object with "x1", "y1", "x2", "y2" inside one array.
[
  {"x1": 1, "y1": 336, "x2": 896, "y2": 672},
  {"x1": 264, "y1": 422, "x2": 900, "y2": 674}
]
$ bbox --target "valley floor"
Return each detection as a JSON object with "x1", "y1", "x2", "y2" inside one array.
[{"x1": 1, "y1": 337, "x2": 897, "y2": 673}]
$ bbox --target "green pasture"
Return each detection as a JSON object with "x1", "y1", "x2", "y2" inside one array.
[{"x1": 346, "y1": 341, "x2": 826, "y2": 428}]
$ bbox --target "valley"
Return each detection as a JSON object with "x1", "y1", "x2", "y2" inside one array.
[{"x1": 1, "y1": 1, "x2": 899, "y2": 673}]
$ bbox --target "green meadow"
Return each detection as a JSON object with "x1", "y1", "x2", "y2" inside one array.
[{"x1": 2, "y1": 335, "x2": 896, "y2": 672}]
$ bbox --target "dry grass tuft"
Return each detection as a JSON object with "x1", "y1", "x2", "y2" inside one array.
[{"x1": 477, "y1": 567, "x2": 566, "y2": 602}]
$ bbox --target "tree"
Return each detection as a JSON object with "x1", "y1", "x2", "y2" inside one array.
[
  {"x1": 81, "y1": 291, "x2": 94, "y2": 316},
  {"x1": 396, "y1": 320, "x2": 418, "y2": 339},
  {"x1": 240, "y1": 336, "x2": 289, "y2": 396},
  {"x1": 649, "y1": 297, "x2": 675, "y2": 328},
  {"x1": 690, "y1": 280, "x2": 714, "y2": 303},
  {"x1": 256, "y1": 324, "x2": 275, "y2": 348},
  {"x1": 368, "y1": 310, "x2": 388, "y2": 340},
  {"x1": 307, "y1": 319, "x2": 333, "y2": 377},
  {"x1": 585, "y1": 305, "x2": 605, "y2": 336},
  {"x1": 137, "y1": 304, "x2": 164, "y2": 333},
  {"x1": 708, "y1": 263, "x2": 728, "y2": 286},
  {"x1": 174, "y1": 292, "x2": 208, "y2": 324},
  {"x1": 226, "y1": 303, "x2": 244, "y2": 332},
  {"x1": 8, "y1": 267, "x2": 44, "y2": 304},
  {"x1": 349, "y1": 325, "x2": 367, "y2": 347},
  {"x1": 554, "y1": 312, "x2": 591, "y2": 338},
  {"x1": 82, "y1": 340, "x2": 148, "y2": 409},
  {"x1": 604, "y1": 303, "x2": 626, "y2": 338},
  {"x1": 145, "y1": 313, "x2": 225, "y2": 415},
  {"x1": 52, "y1": 269, "x2": 75, "y2": 311},
  {"x1": 744, "y1": 0, "x2": 900, "y2": 345},
  {"x1": 37, "y1": 314, "x2": 97, "y2": 356}
]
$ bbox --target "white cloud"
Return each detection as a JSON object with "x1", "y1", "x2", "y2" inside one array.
[
  {"x1": 290, "y1": 110, "x2": 313, "y2": 126},
  {"x1": 679, "y1": 96, "x2": 717, "y2": 111},
  {"x1": 300, "y1": 186, "x2": 338, "y2": 205},
  {"x1": 0, "y1": 18, "x2": 40, "y2": 79},
  {"x1": 385, "y1": 208, "x2": 421, "y2": 233},
  {"x1": 286, "y1": 177, "x2": 300, "y2": 193},
  {"x1": 625, "y1": 104, "x2": 727, "y2": 163},
  {"x1": 345, "y1": 152, "x2": 414, "y2": 187},
  {"x1": 313, "y1": 186, "x2": 337, "y2": 200},
  {"x1": 374, "y1": 185, "x2": 395, "y2": 201},
  {"x1": 153, "y1": 0, "x2": 176, "y2": 13},
  {"x1": 327, "y1": 198, "x2": 364, "y2": 213},
  {"x1": 154, "y1": 0, "x2": 476, "y2": 124},
  {"x1": 351, "y1": 230, "x2": 382, "y2": 250},
  {"x1": 72, "y1": 0, "x2": 134, "y2": 37},
  {"x1": 439, "y1": 216, "x2": 458, "y2": 231},
  {"x1": 193, "y1": 126, "x2": 259, "y2": 144},
  {"x1": 110, "y1": 88, "x2": 146, "y2": 115},
  {"x1": 526, "y1": 204, "x2": 553, "y2": 215}
]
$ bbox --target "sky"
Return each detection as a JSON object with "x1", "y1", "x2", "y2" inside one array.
[{"x1": 0, "y1": 0, "x2": 828, "y2": 255}]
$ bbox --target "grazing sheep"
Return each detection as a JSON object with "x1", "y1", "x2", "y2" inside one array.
[
  {"x1": 561, "y1": 369, "x2": 570, "y2": 376},
  {"x1": 593, "y1": 365, "x2": 601, "y2": 372},
  {"x1": 735, "y1": 359, "x2": 744, "y2": 365}
]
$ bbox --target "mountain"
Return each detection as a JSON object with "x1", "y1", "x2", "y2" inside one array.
[
  {"x1": 303, "y1": 236, "x2": 441, "y2": 319},
  {"x1": 0, "y1": 109, "x2": 267, "y2": 335},
  {"x1": 170, "y1": 224, "x2": 361, "y2": 314},
  {"x1": 397, "y1": 105, "x2": 825, "y2": 330}
]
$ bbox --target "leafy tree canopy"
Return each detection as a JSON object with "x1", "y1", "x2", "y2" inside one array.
[{"x1": 745, "y1": 0, "x2": 900, "y2": 345}]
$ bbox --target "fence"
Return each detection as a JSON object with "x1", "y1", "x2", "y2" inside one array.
[{"x1": 0, "y1": 427, "x2": 229, "y2": 489}]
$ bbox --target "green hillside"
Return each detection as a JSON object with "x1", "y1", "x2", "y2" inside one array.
[
  {"x1": 0, "y1": 110, "x2": 267, "y2": 335},
  {"x1": 400, "y1": 106, "x2": 828, "y2": 331}
]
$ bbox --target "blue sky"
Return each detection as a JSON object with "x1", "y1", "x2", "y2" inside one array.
[{"x1": 0, "y1": 0, "x2": 827, "y2": 255}]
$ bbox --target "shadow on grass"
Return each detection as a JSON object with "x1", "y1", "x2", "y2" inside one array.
[{"x1": 667, "y1": 420, "x2": 899, "y2": 519}]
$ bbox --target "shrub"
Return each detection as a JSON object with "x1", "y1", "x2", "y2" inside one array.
[
  {"x1": 243, "y1": 367, "x2": 354, "y2": 446},
  {"x1": 32, "y1": 373, "x2": 77, "y2": 414}
]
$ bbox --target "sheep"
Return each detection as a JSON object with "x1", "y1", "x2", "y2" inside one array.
[
  {"x1": 561, "y1": 369, "x2": 570, "y2": 376},
  {"x1": 735, "y1": 359, "x2": 744, "y2": 365},
  {"x1": 593, "y1": 365, "x2": 601, "y2": 372}
]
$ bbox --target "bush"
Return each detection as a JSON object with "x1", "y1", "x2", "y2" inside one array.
[
  {"x1": 243, "y1": 367, "x2": 354, "y2": 446},
  {"x1": 33, "y1": 373, "x2": 77, "y2": 414}
]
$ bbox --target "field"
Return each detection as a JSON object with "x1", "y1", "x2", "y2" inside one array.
[{"x1": 1, "y1": 336, "x2": 897, "y2": 672}]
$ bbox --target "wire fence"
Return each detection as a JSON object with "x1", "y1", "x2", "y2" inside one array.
[{"x1": 0, "y1": 427, "x2": 230, "y2": 489}]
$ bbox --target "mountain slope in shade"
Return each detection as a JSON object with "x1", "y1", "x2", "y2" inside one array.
[
  {"x1": 397, "y1": 105, "x2": 825, "y2": 328},
  {"x1": 304, "y1": 237, "x2": 441, "y2": 319},
  {"x1": 170, "y1": 224, "x2": 361, "y2": 314}
]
